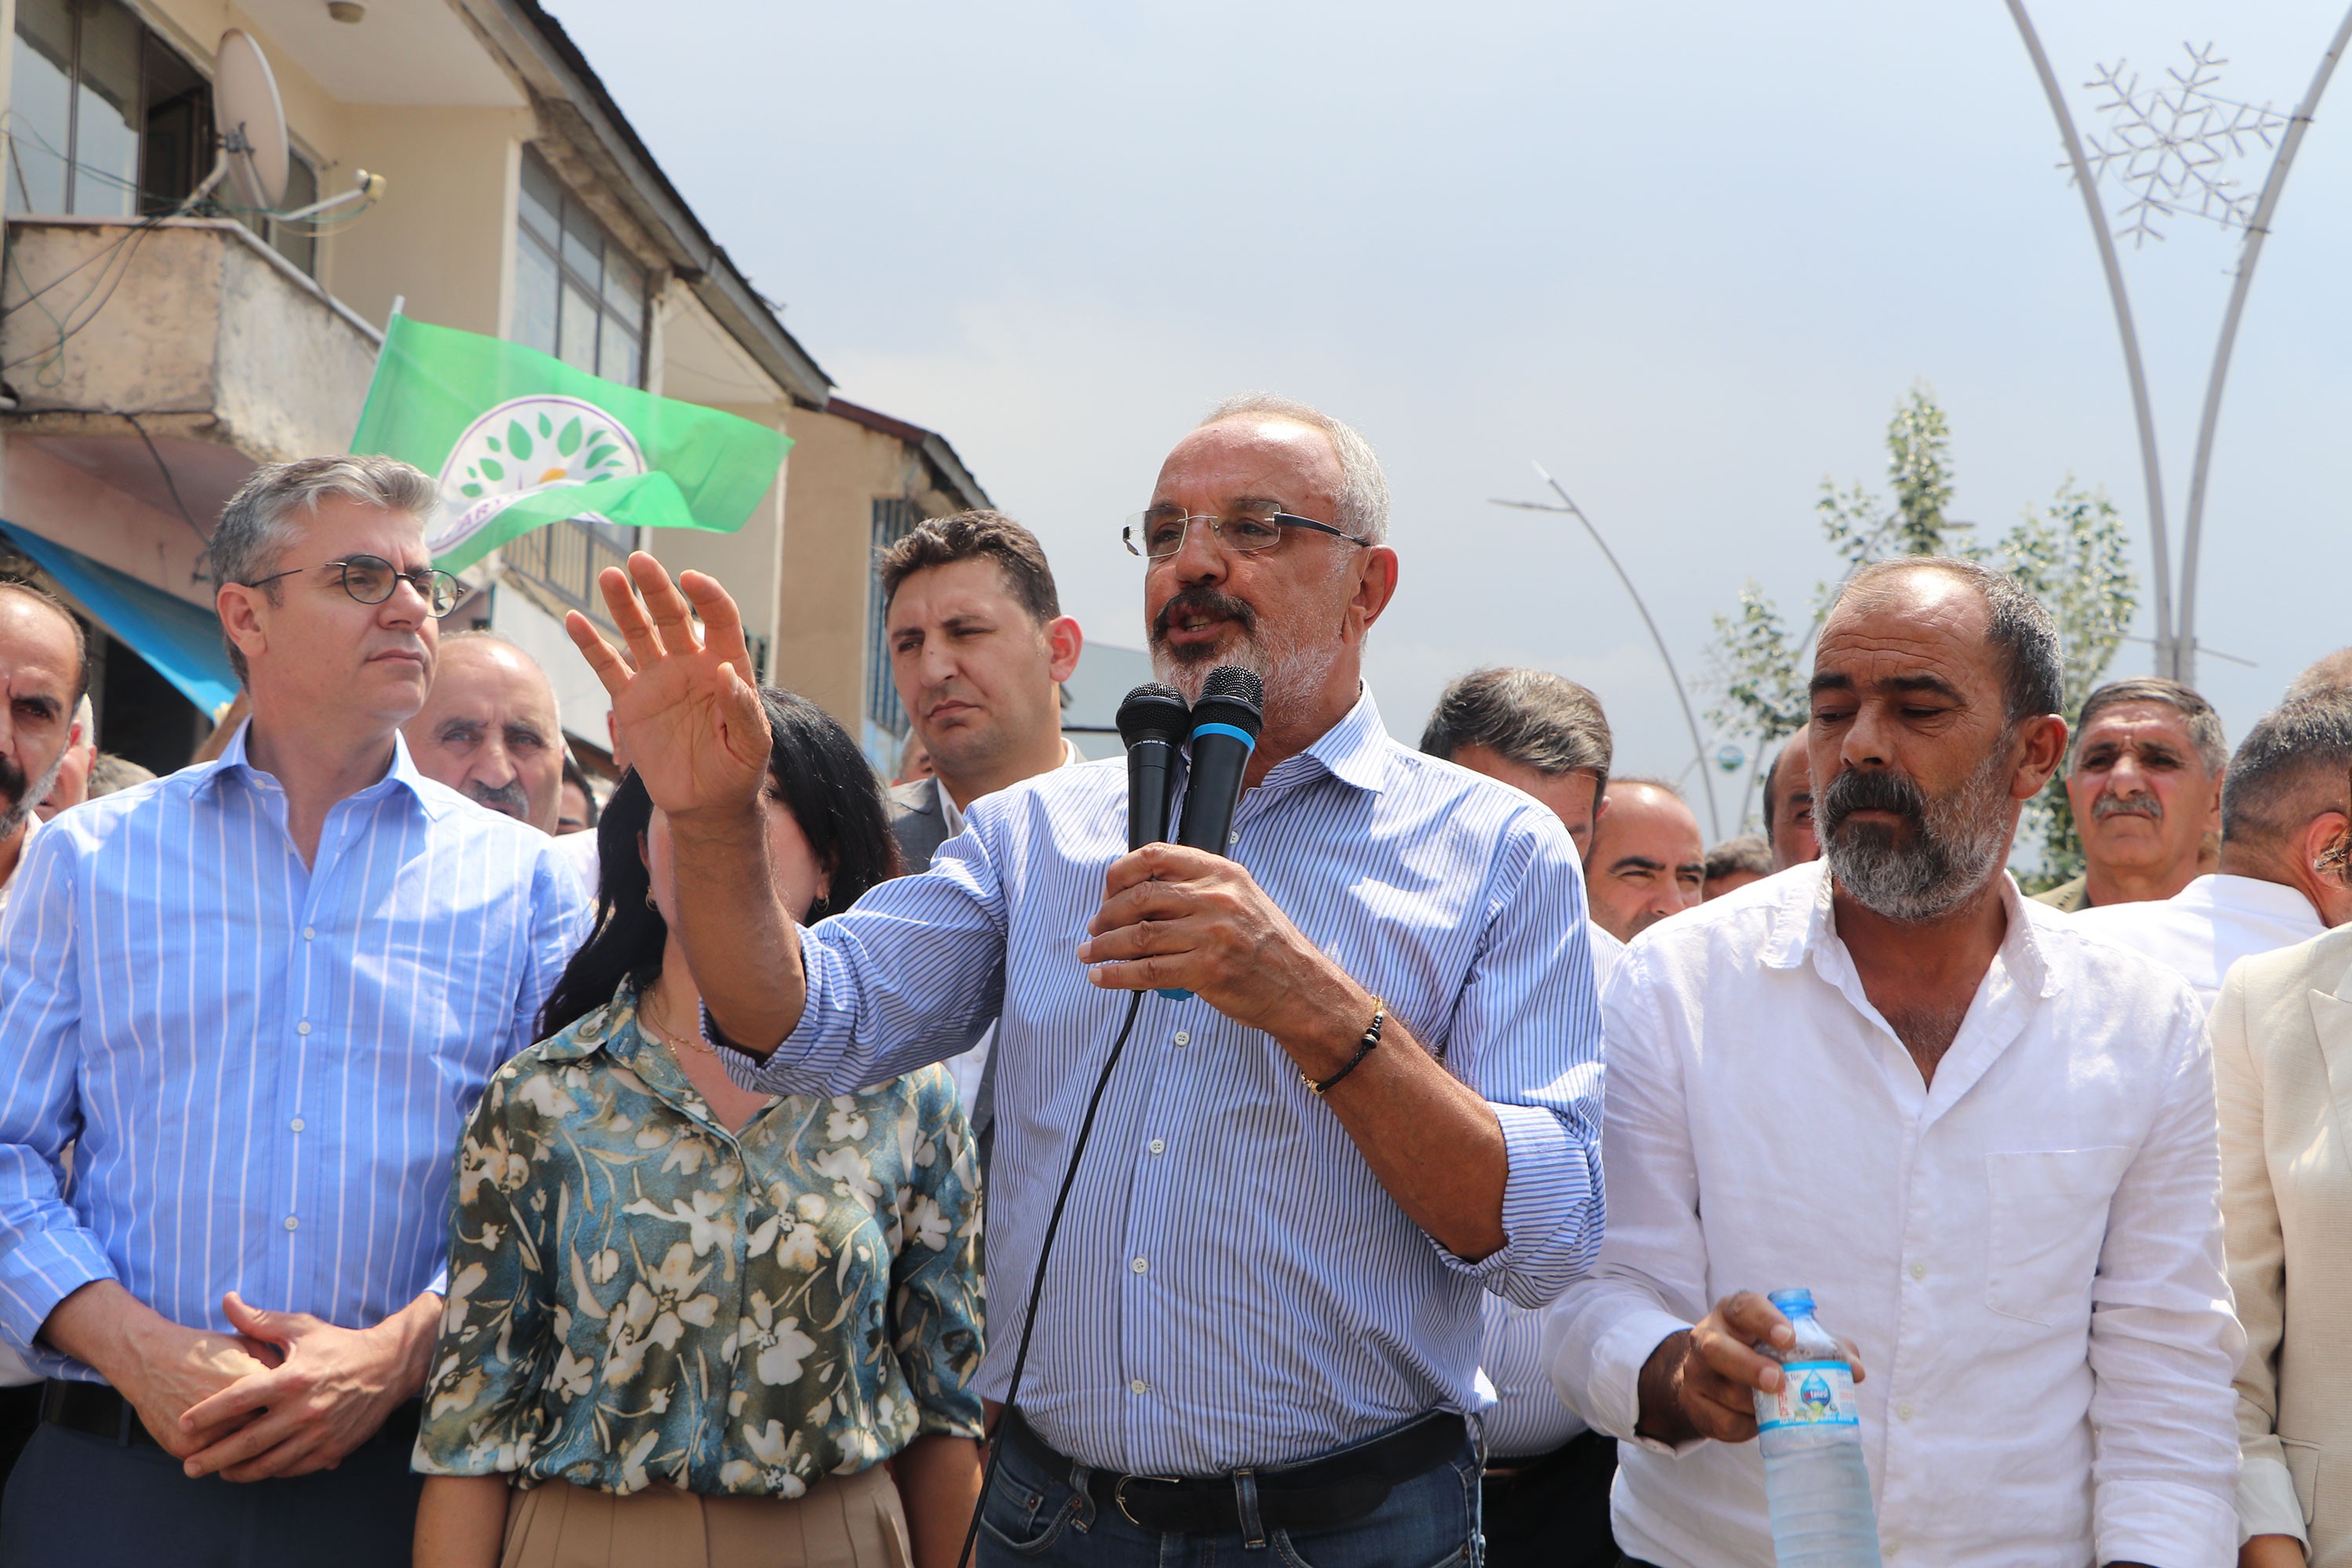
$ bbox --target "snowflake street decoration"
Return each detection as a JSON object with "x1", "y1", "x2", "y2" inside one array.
[{"x1": 2078, "y1": 43, "x2": 2288, "y2": 246}]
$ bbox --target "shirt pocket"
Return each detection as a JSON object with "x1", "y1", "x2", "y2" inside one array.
[{"x1": 1984, "y1": 1147, "x2": 2135, "y2": 1327}]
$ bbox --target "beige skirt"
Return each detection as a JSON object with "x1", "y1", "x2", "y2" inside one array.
[{"x1": 499, "y1": 1464, "x2": 914, "y2": 1568}]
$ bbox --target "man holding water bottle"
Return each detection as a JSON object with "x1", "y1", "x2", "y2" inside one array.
[{"x1": 1544, "y1": 558, "x2": 2240, "y2": 1567}]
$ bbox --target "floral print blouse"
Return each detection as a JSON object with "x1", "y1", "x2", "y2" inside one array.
[{"x1": 414, "y1": 981, "x2": 985, "y2": 1496}]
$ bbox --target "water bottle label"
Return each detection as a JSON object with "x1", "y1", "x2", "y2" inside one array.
[{"x1": 1757, "y1": 1359, "x2": 1859, "y2": 1431}]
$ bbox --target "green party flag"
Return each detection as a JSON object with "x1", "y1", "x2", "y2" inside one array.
[{"x1": 350, "y1": 313, "x2": 792, "y2": 572}]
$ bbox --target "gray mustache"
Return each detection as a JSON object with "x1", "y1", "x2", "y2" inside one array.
[
  {"x1": 1150, "y1": 588, "x2": 1258, "y2": 647},
  {"x1": 1818, "y1": 765, "x2": 1927, "y2": 836},
  {"x1": 2092, "y1": 794, "x2": 2161, "y2": 822},
  {"x1": 464, "y1": 779, "x2": 531, "y2": 818}
]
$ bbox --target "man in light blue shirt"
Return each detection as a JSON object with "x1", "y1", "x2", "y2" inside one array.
[
  {"x1": 568, "y1": 394, "x2": 1606, "y2": 1568},
  {"x1": 0, "y1": 457, "x2": 588, "y2": 1565}
]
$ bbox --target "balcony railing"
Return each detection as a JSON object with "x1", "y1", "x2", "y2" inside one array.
[{"x1": 502, "y1": 518, "x2": 630, "y2": 630}]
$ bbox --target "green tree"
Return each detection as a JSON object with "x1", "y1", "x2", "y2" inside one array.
[
  {"x1": 1707, "y1": 386, "x2": 2136, "y2": 884},
  {"x1": 2001, "y1": 481, "x2": 2138, "y2": 881}
]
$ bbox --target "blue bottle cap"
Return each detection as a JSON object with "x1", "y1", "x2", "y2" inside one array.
[{"x1": 1767, "y1": 1288, "x2": 1816, "y2": 1318}]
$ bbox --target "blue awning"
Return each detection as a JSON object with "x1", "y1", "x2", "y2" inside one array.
[{"x1": 0, "y1": 520, "x2": 240, "y2": 719}]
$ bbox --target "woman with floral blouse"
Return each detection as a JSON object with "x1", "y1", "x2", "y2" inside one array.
[{"x1": 412, "y1": 690, "x2": 984, "y2": 1568}]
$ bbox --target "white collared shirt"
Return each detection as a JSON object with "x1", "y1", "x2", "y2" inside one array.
[
  {"x1": 1543, "y1": 861, "x2": 2239, "y2": 1567},
  {"x1": 2070, "y1": 872, "x2": 2324, "y2": 1007},
  {"x1": 1479, "y1": 921, "x2": 1624, "y2": 1457}
]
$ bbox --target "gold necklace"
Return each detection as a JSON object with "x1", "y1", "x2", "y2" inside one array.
[{"x1": 638, "y1": 989, "x2": 716, "y2": 1057}]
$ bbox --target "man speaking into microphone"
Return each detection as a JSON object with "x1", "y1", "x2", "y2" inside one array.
[{"x1": 568, "y1": 394, "x2": 1603, "y2": 1567}]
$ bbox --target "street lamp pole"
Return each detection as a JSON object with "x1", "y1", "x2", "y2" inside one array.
[{"x1": 1491, "y1": 463, "x2": 1722, "y2": 839}]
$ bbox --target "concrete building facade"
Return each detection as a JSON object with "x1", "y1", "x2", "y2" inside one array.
[{"x1": 0, "y1": 0, "x2": 983, "y2": 775}]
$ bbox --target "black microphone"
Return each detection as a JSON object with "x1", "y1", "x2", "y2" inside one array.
[
  {"x1": 1157, "y1": 667, "x2": 1264, "y2": 1000},
  {"x1": 1116, "y1": 682, "x2": 1190, "y2": 852},
  {"x1": 1175, "y1": 665, "x2": 1265, "y2": 854}
]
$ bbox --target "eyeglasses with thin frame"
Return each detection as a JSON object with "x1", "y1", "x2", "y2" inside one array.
[
  {"x1": 242, "y1": 554, "x2": 465, "y2": 619},
  {"x1": 1122, "y1": 504, "x2": 1367, "y2": 561}
]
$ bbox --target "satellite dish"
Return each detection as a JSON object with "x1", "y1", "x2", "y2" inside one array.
[{"x1": 212, "y1": 30, "x2": 288, "y2": 210}]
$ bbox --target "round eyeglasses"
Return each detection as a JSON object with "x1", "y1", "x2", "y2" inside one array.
[
  {"x1": 1123, "y1": 505, "x2": 1367, "y2": 561},
  {"x1": 242, "y1": 554, "x2": 465, "y2": 619}
]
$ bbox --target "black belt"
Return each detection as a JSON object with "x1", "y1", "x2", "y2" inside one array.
[
  {"x1": 39, "y1": 1380, "x2": 421, "y2": 1453},
  {"x1": 1002, "y1": 1406, "x2": 1466, "y2": 1535}
]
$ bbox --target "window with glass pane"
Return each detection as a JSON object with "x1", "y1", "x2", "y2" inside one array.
[
  {"x1": 512, "y1": 151, "x2": 649, "y2": 387},
  {"x1": 137, "y1": 31, "x2": 209, "y2": 212},
  {"x1": 5, "y1": 0, "x2": 294, "y2": 259},
  {"x1": 867, "y1": 499, "x2": 923, "y2": 735},
  {"x1": 71, "y1": 0, "x2": 140, "y2": 218},
  {"x1": 8, "y1": 0, "x2": 75, "y2": 215}
]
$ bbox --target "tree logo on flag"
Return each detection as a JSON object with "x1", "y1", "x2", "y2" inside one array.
[{"x1": 429, "y1": 395, "x2": 647, "y2": 556}]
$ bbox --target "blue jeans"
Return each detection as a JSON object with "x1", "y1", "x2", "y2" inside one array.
[{"x1": 978, "y1": 1424, "x2": 1484, "y2": 1568}]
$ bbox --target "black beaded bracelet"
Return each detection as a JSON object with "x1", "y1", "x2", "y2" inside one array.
[{"x1": 1305, "y1": 997, "x2": 1385, "y2": 1097}]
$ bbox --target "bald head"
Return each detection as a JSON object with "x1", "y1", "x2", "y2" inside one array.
[
  {"x1": 401, "y1": 633, "x2": 563, "y2": 832},
  {"x1": 1826, "y1": 557, "x2": 2063, "y2": 723},
  {"x1": 1584, "y1": 778, "x2": 1705, "y2": 941}
]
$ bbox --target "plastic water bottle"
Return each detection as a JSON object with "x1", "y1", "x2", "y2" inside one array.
[{"x1": 1754, "y1": 1287, "x2": 1882, "y2": 1566}]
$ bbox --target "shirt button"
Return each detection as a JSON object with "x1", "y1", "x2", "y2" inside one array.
[
  {"x1": 1908, "y1": 1261, "x2": 1927, "y2": 1280},
  {"x1": 283, "y1": 1216, "x2": 299, "y2": 1231},
  {"x1": 1147, "y1": 1138, "x2": 1165, "y2": 1156},
  {"x1": 301, "y1": 926, "x2": 315, "y2": 941},
  {"x1": 1172, "y1": 1031, "x2": 1191, "y2": 1047},
  {"x1": 1896, "y1": 1401, "x2": 1915, "y2": 1422},
  {"x1": 1227, "y1": 832, "x2": 1238, "y2": 845},
  {"x1": 1131, "y1": 1256, "x2": 1149, "y2": 1273},
  {"x1": 296, "y1": 1021, "x2": 312, "y2": 1036},
  {"x1": 289, "y1": 1118, "x2": 305, "y2": 1133},
  {"x1": 1130, "y1": 1378, "x2": 1148, "y2": 1396}
]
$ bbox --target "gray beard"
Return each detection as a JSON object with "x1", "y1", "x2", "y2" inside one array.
[
  {"x1": 0, "y1": 744, "x2": 71, "y2": 844},
  {"x1": 1824, "y1": 749, "x2": 2016, "y2": 923},
  {"x1": 1151, "y1": 636, "x2": 1338, "y2": 721}
]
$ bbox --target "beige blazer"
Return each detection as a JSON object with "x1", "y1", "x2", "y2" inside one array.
[{"x1": 2213, "y1": 923, "x2": 2352, "y2": 1563}]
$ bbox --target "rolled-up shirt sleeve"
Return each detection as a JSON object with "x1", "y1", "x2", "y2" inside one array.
[
  {"x1": 2086, "y1": 1002, "x2": 2242, "y2": 1565},
  {"x1": 1431, "y1": 809, "x2": 1605, "y2": 1308},
  {"x1": 0, "y1": 826, "x2": 114, "y2": 1366},
  {"x1": 722, "y1": 818, "x2": 1010, "y2": 1098},
  {"x1": 1543, "y1": 946, "x2": 1707, "y2": 1450}
]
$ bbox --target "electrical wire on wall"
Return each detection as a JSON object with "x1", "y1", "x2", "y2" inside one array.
[{"x1": 0, "y1": 109, "x2": 384, "y2": 387}]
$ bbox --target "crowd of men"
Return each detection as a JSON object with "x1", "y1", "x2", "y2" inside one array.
[{"x1": 0, "y1": 397, "x2": 2345, "y2": 1568}]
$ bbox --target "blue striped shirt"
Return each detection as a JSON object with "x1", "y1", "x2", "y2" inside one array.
[
  {"x1": 724, "y1": 688, "x2": 1604, "y2": 1474},
  {"x1": 0, "y1": 725, "x2": 590, "y2": 1379}
]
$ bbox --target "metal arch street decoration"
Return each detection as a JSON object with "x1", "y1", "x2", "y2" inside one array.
[
  {"x1": 2002, "y1": 2, "x2": 2352, "y2": 686},
  {"x1": 2082, "y1": 45, "x2": 2288, "y2": 247}
]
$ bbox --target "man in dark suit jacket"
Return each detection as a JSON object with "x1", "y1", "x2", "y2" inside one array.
[{"x1": 876, "y1": 510, "x2": 1084, "y2": 1176}]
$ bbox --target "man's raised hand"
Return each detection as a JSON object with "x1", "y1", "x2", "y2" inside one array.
[{"x1": 566, "y1": 552, "x2": 770, "y2": 818}]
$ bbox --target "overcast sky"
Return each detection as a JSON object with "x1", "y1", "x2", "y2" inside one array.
[{"x1": 550, "y1": 0, "x2": 2352, "y2": 837}]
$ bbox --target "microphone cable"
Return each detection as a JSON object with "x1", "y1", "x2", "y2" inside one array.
[{"x1": 955, "y1": 986, "x2": 1149, "y2": 1568}]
